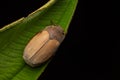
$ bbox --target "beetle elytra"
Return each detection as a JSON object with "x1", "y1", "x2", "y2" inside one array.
[{"x1": 23, "y1": 25, "x2": 65, "y2": 67}]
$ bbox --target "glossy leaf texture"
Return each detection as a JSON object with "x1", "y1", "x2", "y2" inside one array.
[{"x1": 0, "y1": 0, "x2": 78, "y2": 80}]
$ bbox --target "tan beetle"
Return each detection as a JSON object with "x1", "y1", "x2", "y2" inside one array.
[{"x1": 23, "y1": 25, "x2": 65, "y2": 67}]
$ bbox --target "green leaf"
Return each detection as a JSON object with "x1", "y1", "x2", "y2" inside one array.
[{"x1": 0, "y1": 0, "x2": 78, "y2": 80}]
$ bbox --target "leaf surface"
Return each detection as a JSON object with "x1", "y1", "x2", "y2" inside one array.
[{"x1": 0, "y1": 0, "x2": 78, "y2": 80}]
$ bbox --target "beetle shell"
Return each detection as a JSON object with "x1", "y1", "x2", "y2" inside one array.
[{"x1": 23, "y1": 25, "x2": 65, "y2": 67}]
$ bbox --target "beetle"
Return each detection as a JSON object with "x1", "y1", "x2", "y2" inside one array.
[{"x1": 23, "y1": 25, "x2": 65, "y2": 67}]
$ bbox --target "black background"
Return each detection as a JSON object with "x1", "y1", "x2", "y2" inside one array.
[{"x1": 0, "y1": 0, "x2": 112, "y2": 80}]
